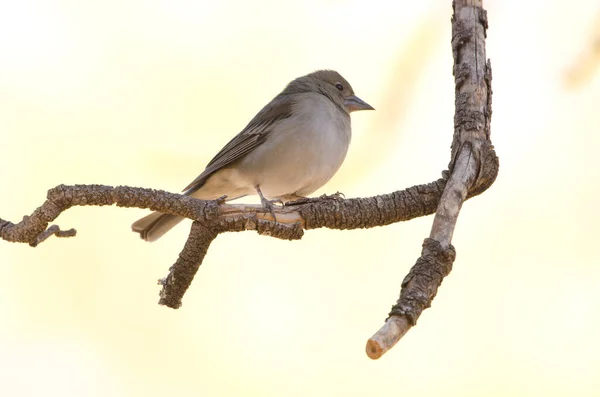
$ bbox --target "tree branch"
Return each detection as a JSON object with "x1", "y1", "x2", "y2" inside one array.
[
  {"x1": 1, "y1": 177, "x2": 455, "y2": 309},
  {"x1": 366, "y1": 0, "x2": 497, "y2": 359},
  {"x1": 0, "y1": 0, "x2": 498, "y2": 359}
]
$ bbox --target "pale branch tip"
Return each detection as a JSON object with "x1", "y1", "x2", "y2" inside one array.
[
  {"x1": 1, "y1": 0, "x2": 498, "y2": 359},
  {"x1": 366, "y1": 238, "x2": 457, "y2": 360}
]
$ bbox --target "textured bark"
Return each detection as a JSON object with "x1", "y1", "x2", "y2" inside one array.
[
  {"x1": 0, "y1": 178, "x2": 462, "y2": 309},
  {"x1": 0, "y1": 180, "x2": 451, "y2": 244},
  {"x1": 0, "y1": 0, "x2": 498, "y2": 358},
  {"x1": 158, "y1": 221, "x2": 219, "y2": 308},
  {"x1": 366, "y1": 0, "x2": 497, "y2": 359}
]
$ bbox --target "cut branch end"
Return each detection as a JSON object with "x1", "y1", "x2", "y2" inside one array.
[{"x1": 366, "y1": 315, "x2": 412, "y2": 359}]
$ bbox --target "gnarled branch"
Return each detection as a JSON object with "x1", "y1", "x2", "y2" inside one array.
[{"x1": 366, "y1": 0, "x2": 497, "y2": 359}]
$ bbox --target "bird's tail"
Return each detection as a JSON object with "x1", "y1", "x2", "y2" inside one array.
[{"x1": 131, "y1": 212, "x2": 184, "y2": 242}]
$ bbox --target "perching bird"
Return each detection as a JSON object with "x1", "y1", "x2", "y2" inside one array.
[{"x1": 132, "y1": 70, "x2": 374, "y2": 241}]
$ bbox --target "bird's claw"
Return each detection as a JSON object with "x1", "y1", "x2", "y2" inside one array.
[
  {"x1": 286, "y1": 191, "x2": 346, "y2": 206},
  {"x1": 255, "y1": 185, "x2": 284, "y2": 220},
  {"x1": 215, "y1": 195, "x2": 228, "y2": 205},
  {"x1": 320, "y1": 191, "x2": 345, "y2": 200},
  {"x1": 260, "y1": 197, "x2": 283, "y2": 220}
]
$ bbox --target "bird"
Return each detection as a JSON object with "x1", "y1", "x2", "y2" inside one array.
[{"x1": 132, "y1": 69, "x2": 374, "y2": 242}]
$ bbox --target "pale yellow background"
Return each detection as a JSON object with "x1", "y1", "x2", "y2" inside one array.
[{"x1": 1, "y1": 1, "x2": 599, "y2": 396}]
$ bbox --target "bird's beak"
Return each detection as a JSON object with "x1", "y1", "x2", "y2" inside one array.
[{"x1": 344, "y1": 95, "x2": 375, "y2": 112}]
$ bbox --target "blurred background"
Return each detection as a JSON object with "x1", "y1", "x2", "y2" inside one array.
[{"x1": 1, "y1": 0, "x2": 599, "y2": 396}]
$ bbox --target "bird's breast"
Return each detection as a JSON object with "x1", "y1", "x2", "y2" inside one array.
[{"x1": 237, "y1": 93, "x2": 351, "y2": 198}]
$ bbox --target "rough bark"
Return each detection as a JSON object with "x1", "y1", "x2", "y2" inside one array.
[{"x1": 366, "y1": 0, "x2": 496, "y2": 359}]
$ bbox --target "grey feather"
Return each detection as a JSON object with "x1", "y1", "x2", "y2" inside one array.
[
  {"x1": 182, "y1": 95, "x2": 293, "y2": 195},
  {"x1": 131, "y1": 212, "x2": 184, "y2": 242}
]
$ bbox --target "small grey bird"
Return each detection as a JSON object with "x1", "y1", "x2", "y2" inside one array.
[{"x1": 132, "y1": 70, "x2": 374, "y2": 241}]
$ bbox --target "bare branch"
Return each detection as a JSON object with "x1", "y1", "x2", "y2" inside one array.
[
  {"x1": 158, "y1": 221, "x2": 219, "y2": 308},
  {"x1": 1, "y1": 178, "x2": 462, "y2": 310},
  {"x1": 0, "y1": 180, "x2": 449, "y2": 245},
  {"x1": 366, "y1": 0, "x2": 498, "y2": 359}
]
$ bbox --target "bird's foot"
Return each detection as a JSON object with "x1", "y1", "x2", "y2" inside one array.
[
  {"x1": 260, "y1": 197, "x2": 283, "y2": 220},
  {"x1": 255, "y1": 185, "x2": 282, "y2": 220},
  {"x1": 320, "y1": 191, "x2": 346, "y2": 200},
  {"x1": 215, "y1": 195, "x2": 228, "y2": 205},
  {"x1": 285, "y1": 191, "x2": 346, "y2": 206}
]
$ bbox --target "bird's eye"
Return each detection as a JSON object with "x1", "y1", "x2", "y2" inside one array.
[{"x1": 335, "y1": 83, "x2": 344, "y2": 91}]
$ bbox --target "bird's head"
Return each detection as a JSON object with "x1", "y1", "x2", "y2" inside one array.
[{"x1": 285, "y1": 69, "x2": 374, "y2": 114}]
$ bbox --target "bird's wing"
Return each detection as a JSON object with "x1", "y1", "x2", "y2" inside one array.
[{"x1": 182, "y1": 93, "x2": 294, "y2": 195}]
